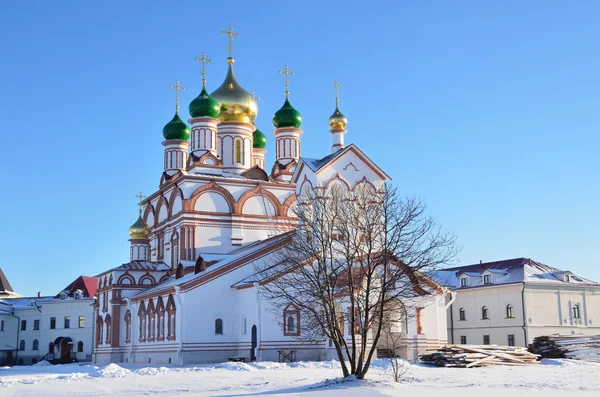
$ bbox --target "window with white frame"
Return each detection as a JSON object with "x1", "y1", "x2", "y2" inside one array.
[
  {"x1": 506, "y1": 304, "x2": 514, "y2": 318},
  {"x1": 573, "y1": 304, "x2": 581, "y2": 319},
  {"x1": 482, "y1": 306, "x2": 489, "y2": 320},
  {"x1": 483, "y1": 274, "x2": 492, "y2": 284},
  {"x1": 460, "y1": 277, "x2": 469, "y2": 287}
]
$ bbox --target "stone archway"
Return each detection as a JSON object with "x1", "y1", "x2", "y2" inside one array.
[{"x1": 54, "y1": 337, "x2": 73, "y2": 361}]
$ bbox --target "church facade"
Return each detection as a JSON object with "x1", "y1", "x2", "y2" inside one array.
[{"x1": 92, "y1": 29, "x2": 449, "y2": 365}]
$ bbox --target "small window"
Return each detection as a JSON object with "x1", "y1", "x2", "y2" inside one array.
[
  {"x1": 20, "y1": 320, "x2": 26, "y2": 331},
  {"x1": 79, "y1": 316, "x2": 85, "y2": 328},
  {"x1": 34, "y1": 319, "x2": 40, "y2": 330},
  {"x1": 483, "y1": 335, "x2": 490, "y2": 345},
  {"x1": 64, "y1": 316, "x2": 71, "y2": 329},
  {"x1": 565, "y1": 274, "x2": 570, "y2": 282},
  {"x1": 235, "y1": 140, "x2": 242, "y2": 163},
  {"x1": 74, "y1": 289, "x2": 83, "y2": 299},
  {"x1": 287, "y1": 315, "x2": 296, "y2": 332},
  {"x1": 459, "y1": 308, "x2": 466, "y2": 321},
  {"x1": 78, "y1": 341, "x2": 84, "y2": 353},
  {"x1": 460, "y1": 336, "x2": 467, "y2": 344},
  {"x1": 19, "y1": 340, "x2": 25, "y2": 351},
  {"x1": 215, "y1": 318, "x2": 223, "y2": 335},
  {"x1": 482, "y1": 306, "x2": 489, "y2": 320},
  {"x1": 60, "y1": 291, "x2": 68, "y2": 299},
  {"x1": 506, "y1": 304, "x2": 514, "y2": 318},
  {"x1": 573, "y1": 304, "x2": 581, "y2": 319},
  {"x1": 242, "y1": 317, "x2": 247, "y2": 335},
  {"x1": 460, "y1": 277, "x2": 469, "y2": 287},
  {"x1": 483, "y1": 274, "x2": 492, "y2": 284},
  {"x1": 508, "y1": 334, "x2": 515, "y2": 346},
  {"x1": 32, "y1": 339, "x2": 39, "y2": 351},
  {"x1": 50, "y1": 317, "x2": 56, "y2": 329}
]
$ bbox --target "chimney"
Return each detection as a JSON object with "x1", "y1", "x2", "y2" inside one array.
[{"x1": 37, "y1": 291, "x2": 41, "y2": 298}]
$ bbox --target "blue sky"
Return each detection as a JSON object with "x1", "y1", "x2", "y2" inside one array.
[{"x1": 0, "y1": 1, "x2": 598, "y2": 296}]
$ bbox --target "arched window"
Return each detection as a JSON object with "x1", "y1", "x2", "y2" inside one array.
[
  {"x1": 215, "y1": 318, "x2": 223, "y2": 335},
  {"x1": 19, "y1": 340, "x2": 25, "y2": 351},
  {"x1": 32, "y1": 339, "x2": 39, "y2": 351},
  {"x1": 49, "y1": 342, "x2": 54, "y2": 353},
  {"x1": 573, "y1": 304, "x2": 581, "y2": 319},
  {"x1": 78, "y1": 341, "x2": 84, "y2": 352},
  {"x1": 235, "y1": 140, "x2": 242, "y2": 164},
  {"x1": 459, "y1": 308, "x2": 466, "y2": 321},
  {"x1": 287, "y1": 315, "x2": 296, "y2": 332},
  {"x1": 283, "y1": 303, "x2": 300, "y2": 336},
  {"x1": 506, "y1": 304, "x2": 514, "y2": 318},
  {"x1": 482, "y1": 306, "x2": 489, "y2": 320}
]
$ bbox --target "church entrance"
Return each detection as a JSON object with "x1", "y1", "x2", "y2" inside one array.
[
  {"x1": 54, "y1": 337, "x2": 73, "y2": 361},
  {"x1": 251, "y1": 325, "x2": 257, "y2": 361}
]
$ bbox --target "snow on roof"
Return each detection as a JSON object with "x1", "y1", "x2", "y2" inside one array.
[
  {"x1": 131, "y1": 232, "x2": 294, "y2": 299},
  {"x1": 97, "y1": 261, "x2": 171, "y2": 276},
  {"x1": 431, "y1": 257, "x2": 598, "y2": 289},
  {"x1": 54, "y1": 275, "x2": 98, "y2": 299}
]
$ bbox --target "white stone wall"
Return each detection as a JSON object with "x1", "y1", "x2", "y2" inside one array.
[{"x1": 448, "y1": 283, "x2": 600, "y2": 347}]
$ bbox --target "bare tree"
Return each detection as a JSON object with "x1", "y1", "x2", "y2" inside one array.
[{"x1": 257, "y1": 183, "x2": 456, "y2": 379}]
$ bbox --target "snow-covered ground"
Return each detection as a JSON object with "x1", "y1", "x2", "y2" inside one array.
[{"x1": 0, "y1": 359, "x2": 598, "y2": 397}]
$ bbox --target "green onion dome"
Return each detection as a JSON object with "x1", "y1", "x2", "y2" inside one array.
[
  {"x1": 189, "y1": 88, "x2": 220, "y2": 118},
  {"x1": 273, "y1": 98, "x2": 302, "y2": 128},
  {"x1": 162, "y1": 113, "x2": 190, "y2": 140},
  {"x1": 253, "y1": 126, "x2": 267, "y2": 149}
]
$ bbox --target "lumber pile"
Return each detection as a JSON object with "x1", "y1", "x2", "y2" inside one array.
[
  {"x1": 420, "y1": 344, "x2": 540, "y2": 368},
  {"x1": 528, "y1": 335, "x2": 600, "y2": 362}
]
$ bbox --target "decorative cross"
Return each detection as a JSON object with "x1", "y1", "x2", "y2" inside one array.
[
  {"x1": 219, "y1": 24, "x2": 239, "y2": 58},
  {"x1": 194, "y1": 52, "x2": 212, "y2": 88},
  {"x1": 251, "y1": 91, "x2": 261, "y2": 101},
  {"x1": 135, "y1": 191, "x2": 146, "y2": 213},
  {"x1": 333, "y1": 80, "x2": 341, "y2": 104},
  {"x1": 169, "y1": 80, "x2": 185, "y2": 114},
  {"x1": 278, "y1": 65, "x2": 295, "y2": 98}
]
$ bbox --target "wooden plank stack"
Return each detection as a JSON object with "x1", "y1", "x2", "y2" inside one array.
[
  {"x1": 420, "y1": 344, "x2": 540, "y2": 368},
  {"x1": 528, "y1": 335, "x2": 600, "y2": 362}
]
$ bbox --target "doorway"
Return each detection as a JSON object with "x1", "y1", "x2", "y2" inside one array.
[
  {"x1": 251, "y1": 325, "x2": 257, "y2": 361},
  {"x1": 60, "y1": 339, "x2": 72, "y2": 360}
]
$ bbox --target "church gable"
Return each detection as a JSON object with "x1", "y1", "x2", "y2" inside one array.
[{"x1": 292, "y1": 144, "x2": 390, "y2": 196}]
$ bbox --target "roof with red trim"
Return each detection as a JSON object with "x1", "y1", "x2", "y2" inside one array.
[{"x1": 54, "y1": 275, "x2": 98, "y2": 299}]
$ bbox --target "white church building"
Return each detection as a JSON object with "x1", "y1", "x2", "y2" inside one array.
[{"x1": 92, "y1": 28, "x2": 449, "y2": 365}]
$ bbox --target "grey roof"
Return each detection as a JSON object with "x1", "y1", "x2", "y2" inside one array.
[
  {"x1": 0, "y1": 268, "x2": 14, "y2": 292},
  {"x1": 431, "y1": 257, "x2": 599, "y2": 289}
]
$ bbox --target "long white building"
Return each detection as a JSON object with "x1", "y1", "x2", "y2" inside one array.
[
  {"x1": 0, "y1": 273, "x2": 97, "y2": 365},
  {"x1": 432, "y1": 257, "x2": 600, "y2": 347}
]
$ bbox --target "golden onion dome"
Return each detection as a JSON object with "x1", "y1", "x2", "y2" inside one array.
[
  {"x1": 128, "y1": 213, "x2": 151, "y2": 239},
  {"x1": 328, "y1": 102, "x2": 347, "y2": 130},
  {"x1": 210, "y1": 57, "x2": 258, "y2": 124}
]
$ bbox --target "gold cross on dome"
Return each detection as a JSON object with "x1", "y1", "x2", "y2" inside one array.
[
  {"x1": 219, "y1": 24, "x2": 240, "y2": 58},
  {"x1": 251, "y1": 91, "x2": 261, "y2": 101},
  {"x1": 333, "y1": 80, "x2": 341, "y2": 103},
  {"x1": 135, "y1": 191, "x2": 146, "y2": 213},
  {"x1": 169, "y1": 80, "x2": 185, "y2": 114},
  {"x1": 194, "y1": 52, "x2": 212, "y2": 88},
  {"x1": 279, "y1": 65, "x2": 295, "y2": 98}
]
